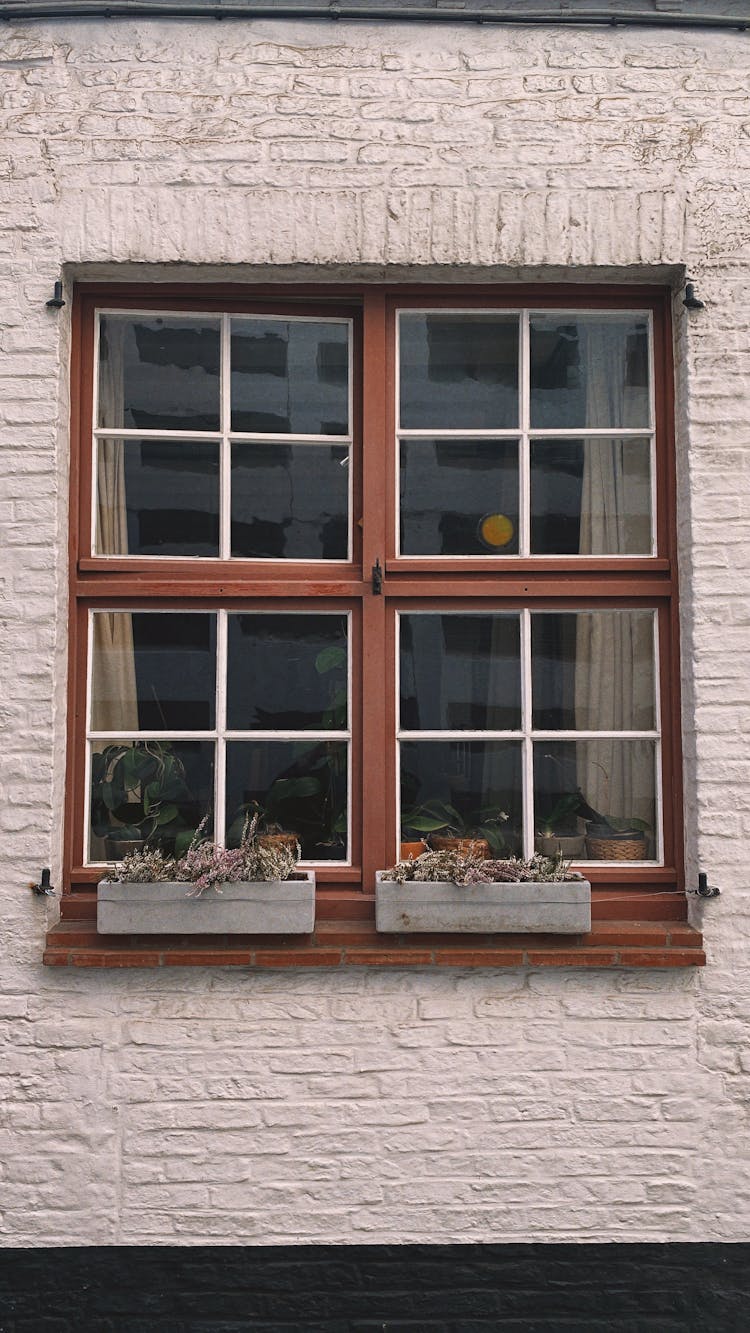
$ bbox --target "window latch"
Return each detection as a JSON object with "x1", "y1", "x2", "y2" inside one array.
[{"x1": 372, "y1": 558, "x2": 383, "y2": 595}]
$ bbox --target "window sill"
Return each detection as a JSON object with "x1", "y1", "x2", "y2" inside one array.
[{"x1": 44, "y1": 889, "x2": 705, "y2": 969}]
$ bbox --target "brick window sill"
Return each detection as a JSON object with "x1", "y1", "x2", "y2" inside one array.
[{"x1": 44, "y1": 889, "x2": 705, "y2": 969}]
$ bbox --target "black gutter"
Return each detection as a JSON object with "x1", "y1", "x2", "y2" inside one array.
[{"x1": 1, "y1": 4, "x2": 749, "y2": 32}]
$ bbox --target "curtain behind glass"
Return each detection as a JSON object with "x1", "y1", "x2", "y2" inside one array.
[
  {"x1": 94, "y1": 321, "x2": 137, "y2": 727},
  {"x1": 576, "y1": 326, "x2": 653, "y2": 824}
]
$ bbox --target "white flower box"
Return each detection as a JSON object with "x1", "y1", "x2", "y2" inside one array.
[
  {"x1": 375, "y1": 873, "x2": 591, "y2": 934},
  {"x1": 97, "y1": 872, "x2": 315, "y2": 935}
]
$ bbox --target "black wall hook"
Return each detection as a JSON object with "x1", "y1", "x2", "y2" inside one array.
[
  {"x1": 46, "y1": 281, "x2": 65, "y2": 310},
  {"x1": 30, "y1": 868, "x2": 56, "y2": 897},
  {"x1": 683, "y1": 280, "x2": 705, "y2": 311}
]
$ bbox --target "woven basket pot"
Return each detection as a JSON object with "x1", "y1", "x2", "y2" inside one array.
[{"x1": 586, "y1": 833, "x2": 647, "y2": 861}]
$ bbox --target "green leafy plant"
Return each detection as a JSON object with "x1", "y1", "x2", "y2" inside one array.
[
  {"x1": 400, "y1": 798, "x2": 510, "y2": 855},
  {"x1": 90, "y1": 741, "x2": 199, "y2": 855},
  {"x1": 536, "y1": 791, "x2": 584, "y2": 837}
]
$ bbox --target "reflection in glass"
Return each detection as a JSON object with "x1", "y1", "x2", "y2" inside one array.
[
  {"x1": 98, "y1": 316, "x2": 221, "y2": 432},
  {"x1": 535, "y1": 740, "x2": 656, "y2": 860},
  {"x1": 400, "y1": 740, "x2": 522, "y2": 856},
  {"x1": 399, "y1": 314, "x2": 519, "y2": 430},
  {"x1": 530, "y1": 438, "x2": 651, "y2": 555},
  {"x1": 231, "y1": 319, "x2": 349, "y2": 435},
  {"x1": 231, "y1": 442, "x2": 349, "y2": 560},
  {"x1": 227, "y1": 614, "x2": 347, "y2": 732},
  {"x1": 88, "y1": 738, "x2": 214, "y2": 862},
  {"x1": 400, "y1": 614, "x2": 521, "y2": 731},
  {"x1": 226, "y1": 740, "x2": 348, "y2": 860},
  {"x1": 96, "y1": 439, "x2": 219, "y2": 557},
  {"x1": 91, "y1": 612, "x2": 216, "y2": 732},
  {"x1": 400, "y1": 439, "x2": 519, "y2": 556},
  {"x1": 530, "y1": 315, "x2": 649, "y2": 430},
  {"x1": 532, "y1": 611, "x2": 655, "y2": 732}
]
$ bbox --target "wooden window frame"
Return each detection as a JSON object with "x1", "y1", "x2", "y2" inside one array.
[{"x1": 64, "y1": 282, "x2": 684, "y2": 910}]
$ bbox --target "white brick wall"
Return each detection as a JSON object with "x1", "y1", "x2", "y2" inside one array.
[{"x1": 2, "y1": 16, "x2": 750, "y2": 1245}]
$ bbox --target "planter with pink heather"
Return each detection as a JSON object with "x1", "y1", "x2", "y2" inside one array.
[
  {"x1": 375, "y1": 850, "x2": 590, "y2": 935},
  {"x1": 97, "y1": 817, "x2": 315, "y2": 935}
]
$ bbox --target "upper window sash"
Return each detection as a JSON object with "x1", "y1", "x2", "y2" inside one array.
[
  {"x1": 91, "y1": 309, "x2": 355, "y2": 564},
  {"x1": 395, "y1": 308, "x2": 657, "y2": 561}
]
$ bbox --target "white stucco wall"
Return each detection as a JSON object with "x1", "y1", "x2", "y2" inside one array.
[{"x1": 1, "y1": 16, "x2": 749, "y2": 1246}]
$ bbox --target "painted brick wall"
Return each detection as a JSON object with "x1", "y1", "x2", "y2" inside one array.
[{"x1": 1, "y1": 16, "x2": 749, "y2": 1246}]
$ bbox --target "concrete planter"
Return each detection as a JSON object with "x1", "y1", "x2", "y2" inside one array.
[
  {"x1": 97, "y1": 872, "x2": 315, "y2": 935},
  {"x1": 375, "y1": 873, "x2": 591, "y2": 934}
]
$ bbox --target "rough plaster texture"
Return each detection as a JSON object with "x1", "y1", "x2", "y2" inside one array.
[{"x1": 1, "y1": 16, "x2": 749, "y2": 1246}]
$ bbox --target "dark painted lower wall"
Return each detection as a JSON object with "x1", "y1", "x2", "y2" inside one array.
[{"x1": 1, "y1": 1244, "x2": 749, "y2": 1331}]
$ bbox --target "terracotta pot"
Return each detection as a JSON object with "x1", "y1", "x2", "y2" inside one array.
[
  {"x1": 430, "y1": 836, "x2": 491, "y2": 859},
  {"x1": 258, "y1": 832, "x2": 300, "y2": 854},
  {"x1": 400, "y1": 840, "x2": 428, "y2": 861}
]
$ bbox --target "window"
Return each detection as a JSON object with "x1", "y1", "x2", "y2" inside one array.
[{"x1": 66, "y1": 285, "x2": 683, "y2": 906}]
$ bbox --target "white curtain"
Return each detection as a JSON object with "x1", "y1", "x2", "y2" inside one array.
[{"x1": 575, "y1": 325, "x2": 652, "y2": 825}]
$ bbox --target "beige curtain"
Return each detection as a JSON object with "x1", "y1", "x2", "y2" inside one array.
[
  {"x1": 575, "y1": 325, "x2": 653, "y2": 826},
  {"x1": 90, "y1": 320, "x2": 139, "y2": 857}
]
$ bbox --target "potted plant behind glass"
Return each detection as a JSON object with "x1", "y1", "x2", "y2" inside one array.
[
  {"x1": 376, "y1": 848, "x2": 590, "y2": 934},
  {"x1": 97, "y1": 814, "x2": 314, "y2": 935},
  {"x1": 90, "y1": 740, "x2": 200, "y2": 860},
  {"x1": 534, "y1": 791, "x2": 586, "y2": 859},
  {"x1": 401, "y1": 799, "x2": 509, "y2": 859}
]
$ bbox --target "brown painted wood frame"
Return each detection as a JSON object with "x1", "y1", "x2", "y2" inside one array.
[{"x1": 65, "y1": 283, "x2": 683, "y2": 902}]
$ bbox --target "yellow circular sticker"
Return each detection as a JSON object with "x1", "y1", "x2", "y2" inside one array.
[{"x1": 478, "y1": 512, "x2": 514, "y2": 549}]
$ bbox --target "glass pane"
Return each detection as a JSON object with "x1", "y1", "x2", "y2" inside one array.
[
  {"x1": 91, "y1": 612, "x2": 216, "y2": 732},
  {"x1": 535, "y1": 740, "x2": 657, "y2": 860},
  {"x1": 96, "y1": 438, "x2": 219, "y2": 557},
  {"x1": 530, "y1": 315, "x2": 650, "y2": 429},
  {"x1": 400, "y1": 740, "x2": 522, "y2": 857},
  {"x1": 226, "y1": 740, "x2": 348, "y2": 860},
  {"x1": 530, "y1": 438, "x2": 651, "y2": 555},
  {"x1": 532, "y1": 611, "x2": 655, "y2": 732},
  {"x1": 231, "y1": 319, "x2": 349, "y2": 435},
  {"x1": 227, "y1": 614, "x2": 347, "y2": 732},
  {"x1": 98, "y1": 316, "x2": 220, "y2": 432},
  {"x1": 231, "y1": 442, "x2": 349, "y2": 560},
  {"x1": 88, "y1": 738, "x2": 214, "y2": 863},
  {"x1": 400, "y1": 439, "x2": 519, "y2": 556},
  {"x1": 399, "y1": 314, "x2": 519, "y2": 429},
  {"x1": 400, "y1": 614, "x2": 521, "y2": 731}
]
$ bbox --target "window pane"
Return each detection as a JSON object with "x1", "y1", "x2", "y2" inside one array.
[
  {"x1": 96, "y1": 438, "x2": 219, "y2": 557},
  {"x1": 400, "y1": 740, "x2": 522, "y2": 856},
  {"x1": 231, "y1": 319, "x2": 349, "y2": 435},
  {"x1": 399, "y1": 314, "x2": 519, "y2": 429},
  {"x1": 89, "y1": 738, "x2": 214, "y2": 862},
  {"x1": 530, "y1": 316, "x2": 650, "y2": 429},
  {"x1": 226, "y1": 740, "x2": 348, "y2": 861},
  {"x1": 91, "y1": 612, "x2": 216, "y2": 732},
  {"x1": 400, "y1": 614, "x2": 521, "y2": 731},
  {"x1": 227, "y1": 614, "x2": 347, "y2": 732},
  {"x1": 532, "y1": 611, "x2": 655, "y2": 732},
  {"x1": 530, "y1": 438, "x2": 651, "y2": 555},
  {"x1": 400, "y1": 439, "x2": 519, "y2": 556},
  {"x1": 231, "y1": 442, "x2": 349, "y2": 560},
  {"x1": 98, "y1": 316, "x2": 220, "y2": 432},
  {"x1": 535, "y1": 739, "x2": 657, "y2": 860}
]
